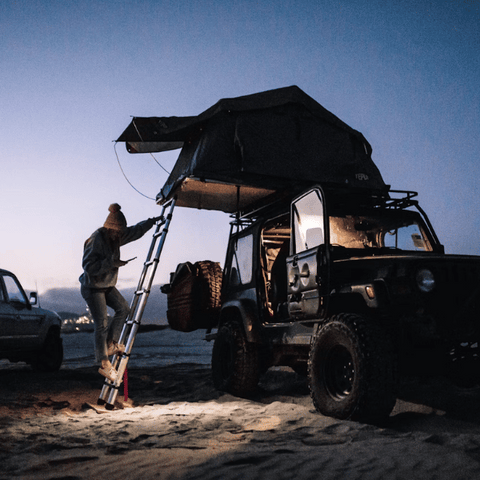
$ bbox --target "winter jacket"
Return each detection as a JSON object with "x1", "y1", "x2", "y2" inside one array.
[{"x1": 79, "y1": 218, "x2": 156, "y2": 289}]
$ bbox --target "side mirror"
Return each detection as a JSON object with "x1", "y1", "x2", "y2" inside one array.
[{"x1": 29, "y1": 292, "x2": 38, "y2": 306}]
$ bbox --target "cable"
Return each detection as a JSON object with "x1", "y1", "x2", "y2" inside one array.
[
  {"x1": 150, "y1": 152, "x2": 170, "y2": 174},
  {"x1": 113, "y1": 142, "x2": 156, "y2": 200},
  {"x1": 132, "y1": 117, "x2": 171, "y2": 175}
]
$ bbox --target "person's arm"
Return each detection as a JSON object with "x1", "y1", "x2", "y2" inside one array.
[{"x1": 120, "y1": 216, "x2": 162, "y2": 246}]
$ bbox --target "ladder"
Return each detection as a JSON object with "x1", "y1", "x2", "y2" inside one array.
[{"x1": 97, "y1": 198, "x2": 176, "y2": 410}]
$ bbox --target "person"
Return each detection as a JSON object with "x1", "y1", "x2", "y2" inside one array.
[{"x1": 79, "y1": 203, "x2": 161, "y2": 382}]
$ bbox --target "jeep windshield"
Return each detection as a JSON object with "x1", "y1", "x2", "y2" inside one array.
[{"x1": 329, "y1": 209, "x2": 434, "y2": 253}]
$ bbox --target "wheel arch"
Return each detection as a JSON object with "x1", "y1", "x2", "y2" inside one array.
[
  {"x1": 47, "y1": 324, "x2": 62, "y2": 337},
  {"x1": 219, "y1": 299, "x2": 263, "y2": 343},
  {"x1": 328, "y1": 281, "x2": 389, "y2": 315}
]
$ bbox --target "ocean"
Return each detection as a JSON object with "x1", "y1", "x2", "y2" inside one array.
[
  {"x1": 1, "y1": 328, "x2": 214, "y2": 371},
  {"x1": 63, "y1": 328, "x2": 214, "y2": 369}
]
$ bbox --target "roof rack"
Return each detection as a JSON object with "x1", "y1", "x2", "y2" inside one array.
[{"x1": 380, "y1": 190, "x2": 419, "y2": 210}]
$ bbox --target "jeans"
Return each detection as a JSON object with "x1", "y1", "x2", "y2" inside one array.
[{"x1": 81, "y1": 286, "x2": 130, "y2": 363}]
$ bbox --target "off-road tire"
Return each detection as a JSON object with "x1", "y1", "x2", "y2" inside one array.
[
  {"x1": 196, "y1": 261, "x2": 222, "y2": 326},
  {"x1": 212, "y1": 319, "x2": 260, "y2": 397},
  {"x1": 308, "y1": 313, "x2": 397, "y2": 422},
  {"x1": 165, "y1": 260, "x2": 222, "y2": 331},
  {"x1": 35, "y1": 329, "x2": 63, "y2": 372},
  {"x1": 447, "y1": 341, "x2": 480, "y2": 387}
]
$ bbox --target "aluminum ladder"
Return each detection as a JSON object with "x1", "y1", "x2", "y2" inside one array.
[{"x1": 97, "y1": 198, "x2": 176, "y2": 410}]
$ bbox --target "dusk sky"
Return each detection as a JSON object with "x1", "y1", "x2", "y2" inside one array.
[{"x1": 2, "y1": 0, "x2": 479, "y2": 297}]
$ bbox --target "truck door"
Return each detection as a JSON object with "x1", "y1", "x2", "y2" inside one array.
[
  {"x1": 0, "y1": 273, "x2": 43, "y2": 350},
  {"x1": 287, "y1": 188, "x2": 327, "y2": 318}
]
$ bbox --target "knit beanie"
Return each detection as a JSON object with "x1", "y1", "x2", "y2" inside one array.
[{"x1": 104, "y1": 203, "x2": 127, "y2": 231}]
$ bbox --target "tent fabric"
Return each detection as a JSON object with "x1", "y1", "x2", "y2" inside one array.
[{"x1": 116, "y1": 86, "x2": 387, "y2": 213}]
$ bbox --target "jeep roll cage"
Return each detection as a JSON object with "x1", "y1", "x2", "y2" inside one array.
[{"x1": 228, "y1": 186, "x2": 442, "y2": 253}]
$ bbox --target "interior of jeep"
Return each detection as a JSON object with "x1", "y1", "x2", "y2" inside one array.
[{"x1": 260, "y1": 215, "x2": 290, "y2": 319}]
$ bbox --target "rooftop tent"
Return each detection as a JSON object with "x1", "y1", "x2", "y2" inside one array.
[{"x1": 116, "y1": 86, "x2": 387, "y2": 213}]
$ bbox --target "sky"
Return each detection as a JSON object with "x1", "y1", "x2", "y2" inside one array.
[{"x1": 1, "y1": 0, "x2": 479, "y2": 300}]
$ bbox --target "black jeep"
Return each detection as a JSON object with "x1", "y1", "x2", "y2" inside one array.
[
  {"x1": 211, "y1": 184, "x2": 480, "y2": 422},
  {"x1": 117, "y1": 86, "x2": 480, "y2": 422}
]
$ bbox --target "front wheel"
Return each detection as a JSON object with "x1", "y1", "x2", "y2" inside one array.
[
  {"x1": 212, "y1": 319, "x2": 260, "y2": 397},
  {"x1": 35, "y1": 330, "x2": 63, "y2": 372},
  {"x1": 308, "y1": 314, "x2": 397, "y2": 422}
]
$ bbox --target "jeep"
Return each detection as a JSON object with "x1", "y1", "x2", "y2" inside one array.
[
  {"x1": 116, "y1": 85, "x2": 480, "y2": 422},
  {"x1": 211, "y1": 185, "x2": 480, "y2": 422}
]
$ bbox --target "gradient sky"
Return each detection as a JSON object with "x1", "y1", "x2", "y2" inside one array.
[{"x1": 1, "y1": 0, "x2": 479, "y2": 296}]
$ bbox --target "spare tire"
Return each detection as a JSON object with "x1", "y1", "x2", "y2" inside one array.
[
  {"x1": 163, "y1": 260, "x2": 222, "y2": 332},
  {"x1": 196, "y1": 260, "x2": 223, "y2": 313}
]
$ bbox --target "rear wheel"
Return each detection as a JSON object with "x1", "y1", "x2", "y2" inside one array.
[
  {"x1": 212, "y1": 319, "x2": 260, "y2": 397},
  {"x1": 308, "y1": 313, "x2": 396, "y2": 422}
]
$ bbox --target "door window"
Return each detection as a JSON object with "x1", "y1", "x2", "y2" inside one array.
[
  {"x1": 3, "y1": 275, "x2": 27, "y2": 305},
  {"x1": 229, "y1": 234, "x2": 253, "y2": 286},
  {"x1": 293, "y1": 190, "x2": 325, "y2": 253}
]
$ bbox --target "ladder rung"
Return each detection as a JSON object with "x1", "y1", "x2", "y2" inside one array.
[
  {"x1": 143, "y1": 259, "x2": 159, "y2": 268},
  {"x1": 134, "y1": 288, "x2": 150, "y2": 296}
]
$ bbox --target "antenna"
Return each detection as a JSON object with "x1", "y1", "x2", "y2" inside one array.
[{"x1": 35, "y1": 280, "x2": 41, "y2": 308}]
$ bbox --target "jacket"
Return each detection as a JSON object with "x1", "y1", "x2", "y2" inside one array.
[{"x1": 79, "y1": 218, "x2": 155, "y2": 289}]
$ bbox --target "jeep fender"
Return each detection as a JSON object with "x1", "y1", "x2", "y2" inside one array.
[
  {"x1": 219, "y1": 299, "x2": 263, "y2": 344},
  {"x1": 331, "y1": 280, "x2": 389, "y2": 313}
]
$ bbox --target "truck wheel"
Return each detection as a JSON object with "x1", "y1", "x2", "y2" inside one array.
[
  {"x1": 308, "y1": 314, "x2": 396, "y2": 422},
  {"x1": 212, "y1": 320, "x2": 260, "y2": 397},
  {"x1": 196, "y1": 261, "x2": 222, "y2": 310},
  {"x1": 447, "y1": 341, "x2": 480, "y2": 387},
  {"x1": 196, "y1": 260, "x2": 223, "y2": 328},
  {"x1": 35, "y1": 330, "x2": 63, "y2": 372}
]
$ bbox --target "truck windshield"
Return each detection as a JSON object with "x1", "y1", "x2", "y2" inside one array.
[{"x1": 329, "y1": 211, "x2": 433, "y2": 252}]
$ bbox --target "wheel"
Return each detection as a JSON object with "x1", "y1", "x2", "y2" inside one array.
[
  {"x1": 308, "y1": 314, "x2": 396, "y2": 422},
  {"x1": 447, "y1": 341, "x2": 480, "y2": 387},
  {"x1": 196, "y1": 261, "x2": 223, "y2": 328},
  {"x1": 212, "y1": 319, "x2": 260, "y2": 397},
  {"x1": 196, "y1": 261, "x2": 222, "y2": 310},
  {"x1": 35, "y1": 330, "x2": 63, "y2": 372},
  {"x1": 166, "y1": 260, "x2": 222, "y2": 331}
]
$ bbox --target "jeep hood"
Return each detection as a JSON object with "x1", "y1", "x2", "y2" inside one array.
[{"x1": 116, "y1": 86, "x2": 387, "y2": 213}]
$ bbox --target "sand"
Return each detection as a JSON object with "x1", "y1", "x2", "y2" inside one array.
[{"x1": 2, "y1": 363, "x2": 480, "y2": 479}]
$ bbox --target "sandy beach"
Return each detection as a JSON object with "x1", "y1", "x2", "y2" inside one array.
[{"x1": 2, "y1": 359, "x2": 480, "y2": 480}]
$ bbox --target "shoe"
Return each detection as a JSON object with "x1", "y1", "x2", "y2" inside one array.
[
  {"x1": 98, "y1": 364, "x2": 117, "y2": 382},
  {"x1": 107, "y1": 342, "x2": 126, "y2": 356}
]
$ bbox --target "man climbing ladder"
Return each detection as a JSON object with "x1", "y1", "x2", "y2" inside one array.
[
  {"x1": 96, "y1": 199, "x2": 176, "y2": 409},
  {"x1": 80, "y1": 203, "x2": 164, "y2": 382}
]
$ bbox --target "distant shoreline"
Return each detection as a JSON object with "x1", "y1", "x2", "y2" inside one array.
[{"x1": 61, "y1": 323, "x2": 170, "y2": 334}]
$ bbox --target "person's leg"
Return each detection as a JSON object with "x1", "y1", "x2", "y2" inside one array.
[
  {"x1": 105, "y1": 287, "x2": 130, "y2": 346},
  {"x1": 81, "y1": 286, "x2": 109, "y2": 364}
]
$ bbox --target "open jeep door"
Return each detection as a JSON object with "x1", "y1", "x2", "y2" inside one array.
[{"x1": 287, "y1": 188, "x2": 329, "y2": 319}]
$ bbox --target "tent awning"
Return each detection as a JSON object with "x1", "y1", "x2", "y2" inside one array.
[{"x1": 116, "y1": 86, "x2": 387, "y2": 213}]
